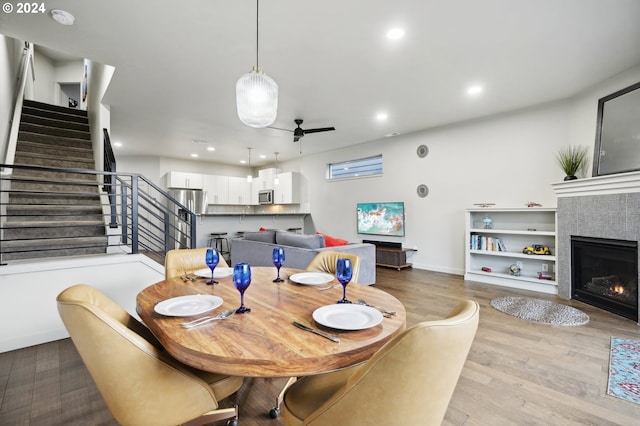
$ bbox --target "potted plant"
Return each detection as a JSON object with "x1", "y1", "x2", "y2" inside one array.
[{"x1": 555, "y1": 145, "x2": 589, "y2": 181}]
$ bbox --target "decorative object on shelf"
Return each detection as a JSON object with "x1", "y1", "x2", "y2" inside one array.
[
  {"x1": 538, "y1": 272, "x2": 554, "y2": 280},
  {"x1": 525, "y1": 201, "x2": 542, "y2": 207},
  {"x1": 481, "y1": 266, "x2": 492, "y2": 272},
  {"x1": 236, "y1": 0, "x2": 278, "y2": 128},
  {"x1": 508, "y1": 264, "x2": 521, "y2": 276},
  {"x1": 482, "y1": 215, "x2": 493, "y2": 229},
  {"x1": 522, "y1": 244, "x2": 551, "y2": 255},
  {"x1": 555, "y1": 145, "x2": 589, "y2": 181},
  {"x1": 416, "y1": 144, "x2": 429, "y2": 158},
  {"x1": 490, "y1": 296, "x2": 589, "y2": 326},
  {"x1": 473, "y1": 203, "x2": 495, "y2": 208},
  {"x1": 416, "y1": 184, "x2": 429, "y2": 198}
]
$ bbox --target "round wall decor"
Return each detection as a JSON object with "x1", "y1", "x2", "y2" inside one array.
[
  {"x1": 416, "y1": 144, "x2": 429, "y2": 158},
  {"x1": 416, "y1": 184, "x2": 429, "y2": 198}
]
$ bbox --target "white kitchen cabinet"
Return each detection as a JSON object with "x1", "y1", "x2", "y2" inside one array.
[
  {"x1": 228, "y1": 176, "x2": 252, "y2": 205},
  {"x1": 274, "y1": 172, "x2": 301, "y2": 204},
  {"x1": 251, "y1": 177, "x2": 266, "y2": 205},
  {"x1": 464, "y1": 208, "x2": 557, "y2": 294},
  {"x1": 165, "y1": 171, "x2": 204, "y2": 189},
  {"x1": 202, "y1": 175, "x2": 229, "y2": 204}
]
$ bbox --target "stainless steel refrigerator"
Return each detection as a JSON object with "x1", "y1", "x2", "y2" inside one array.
[{"x1": 168, "y1": 189, "x2": 207, "y2": 248}]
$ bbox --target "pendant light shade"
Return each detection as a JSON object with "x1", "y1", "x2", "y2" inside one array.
[
  {"x1": 236, "y1": 67, "x2": 278, "y2": 128},
  {"x1": 236, "y1": 0, "x2": 278, "y2": 128}
]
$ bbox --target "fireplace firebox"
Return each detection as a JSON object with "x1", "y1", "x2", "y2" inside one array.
[{"x1": 571, "y1": 236, "x2": 638, "y2": 321}]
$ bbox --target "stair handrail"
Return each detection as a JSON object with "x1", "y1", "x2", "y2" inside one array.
[
  {"x1": 103, "y1": 128, "x2": 117, "y2": 227},
  {"x1": 3, "y1": 42, "x2": 35, "y2": 170}
]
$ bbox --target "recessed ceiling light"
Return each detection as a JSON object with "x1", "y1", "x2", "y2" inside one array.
[
  {"x1": 259, "y1": 154, "x2": 267, "y2": 159},
  {"x1": 240, "y1": 160, "x2": 247, "y2": 164},
  {"x1": 386, "y1": 28, "x2": 405, "y2": 40},
  {"x1": 376, "y1": 112, "x2": 388, "y2": 121},
  {"x1": 113, "y1": 142, "x2": 122, "y2": 148},
  {"x1": 466, "y1": 85, "x2": 484, "y2": 96},
  {"x1": 207, "y1": 146, "x2": 215, "y2": 152},
  {"x1": 50, "y1": 9, "x2": 75, "y2": 26},
  {"x1": 190, "y1": 153, "x2": 199, "y2": 158}
]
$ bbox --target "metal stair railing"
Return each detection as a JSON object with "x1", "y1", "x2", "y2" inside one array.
[{"x1": 0, "y1": 163, "x2": 196, "y2": 264}]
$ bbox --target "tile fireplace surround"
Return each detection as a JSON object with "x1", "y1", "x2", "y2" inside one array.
[{"x1": 552, "y1": 171, "x2": 640, "y2": 322}]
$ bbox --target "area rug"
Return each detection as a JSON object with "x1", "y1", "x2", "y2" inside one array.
[
  {"x1": 490, "y1": 296, "x2": 589, "y2": 326},
  {"x1": 608, "y1": 337, "x2": 640, "y2": 405}
]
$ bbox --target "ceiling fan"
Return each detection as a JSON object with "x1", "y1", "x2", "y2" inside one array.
[{"x1": 271, "y1": 119, "x2": 336, "y2": 143}]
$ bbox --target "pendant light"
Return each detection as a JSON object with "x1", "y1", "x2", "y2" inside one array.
[
  {"x1": 236, "y1": 0, "x2": 278, "y2": 128},
  {"x1": 246, "y1": 148, "x2": 253, "y2": 183},
  {"x1": 274, "y1": 152, "x2": 280, "y2": 185}
]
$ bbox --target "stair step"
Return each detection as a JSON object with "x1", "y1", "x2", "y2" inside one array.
[
  {"x1": 14, "y1": 150, "x2": 94, "y2": 165},
  {"x1": 10, "y1": 168, "x2": 101, "y2": 182},
  {"x1": 20, "y1": 113, "x2": 90, "y2": 132},
  {"x1": 19, "y1": 123, "x2": 90, "y2": 140},
  {"x1": 16, "y1": 140, "x2": 93, "y2": 159},
  {"x1": 21, "y1": 104, "x2": 88, "y2": 124},
  {"x1": 3, "y1": 221, "x2": 106, "y2": 238},
  {"x1": 23, "y1": 100, "x2": 87, "y2": 117},
  {"x1": 14, "y1": 153, "x2": 95, "y2": 169},
  {"x1": 18, "y1": 132, "x2": 92, "y2": 150},
  {"x1": 1, "y1": 236, "x2": 108, "y2": 261}
]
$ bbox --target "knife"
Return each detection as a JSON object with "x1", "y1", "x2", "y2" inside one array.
[{"x1": 293, "y1": 321, "x2": 340, "y2": 343}]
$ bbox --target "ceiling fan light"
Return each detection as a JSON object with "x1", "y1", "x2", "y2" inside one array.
[{"x1": 236, "y1": 66, "x2": 278, "y2": 128}]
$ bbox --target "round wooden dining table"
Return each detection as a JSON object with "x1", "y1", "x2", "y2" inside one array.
[{"x1": 136, "y1": 267, "x2": 406, "y2": 378}]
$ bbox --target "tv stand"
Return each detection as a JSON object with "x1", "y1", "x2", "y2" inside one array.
[{"x1": 363, "y1": 240, "x2": 416, "y2": 270}]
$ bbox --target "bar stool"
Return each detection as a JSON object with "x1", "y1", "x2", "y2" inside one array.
[{"x1": 208, "y1": 232, "x2": 230, "y2": 263}]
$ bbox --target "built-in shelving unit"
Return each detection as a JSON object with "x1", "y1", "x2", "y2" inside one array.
[{"x1": 464, "y1": 207, "x2": 558, "y2": 294}]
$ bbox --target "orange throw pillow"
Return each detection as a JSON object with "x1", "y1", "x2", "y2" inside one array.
[{"x1": 317, "y1": 232, "x2": 348, "y2": 247}]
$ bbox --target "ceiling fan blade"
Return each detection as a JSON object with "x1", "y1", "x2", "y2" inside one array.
[
  {"x1": 268, "y1": 126, "x2": 293, "y2": 132},
  {"x1": 303, "y1": 127, "x2": 336, "y2": 134}
]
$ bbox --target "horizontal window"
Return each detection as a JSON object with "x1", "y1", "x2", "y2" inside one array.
[{"x1": 328, "y1": 155, "x2": 383, "y2": 180}]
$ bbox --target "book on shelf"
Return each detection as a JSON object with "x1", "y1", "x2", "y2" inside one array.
[{"x1": 470, "y1": 234, "x2": 507, "y2": 252}]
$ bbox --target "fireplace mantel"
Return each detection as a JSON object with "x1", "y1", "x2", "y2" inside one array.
[{"x1": 552, "y1": 171, "x2": 640, "y2": 197}]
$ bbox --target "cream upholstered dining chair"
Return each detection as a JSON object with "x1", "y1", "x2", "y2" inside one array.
[
  {"x1": 165, "y1": 247, "x2": 229, "y2": 279},
  {"x1": 282, "y1": 299, "x2": 480, "y2": 426},
  {"x1": 56, "y1": 284, "x2": 243, "y2": 426},
  {"x1": 305, "y1": 251, "x2": 361, "y2": 283}
]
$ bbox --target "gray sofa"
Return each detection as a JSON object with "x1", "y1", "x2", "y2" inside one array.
[{"x1": 229, "y1": 230, "x2": 376, "y2": 285}]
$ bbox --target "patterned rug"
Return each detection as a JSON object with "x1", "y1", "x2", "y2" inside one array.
[
  {"x1": 608, "y1": 337, "x2": 640, "y2": 405},
  {"x1": 490, "y1": 296, "x2": 589, "y2": 326}
]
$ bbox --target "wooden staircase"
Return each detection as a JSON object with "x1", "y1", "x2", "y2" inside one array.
[{"x1": 2, "y1": 100, "x2": 108, "y2": 261}]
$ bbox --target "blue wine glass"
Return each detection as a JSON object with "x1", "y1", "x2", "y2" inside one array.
[
  {"x1": 205, "y1": 248, "x2": 220, "y2": 285},
  {"x1": 233, "y1": 263, "x2": 252, "y2": 313},
  {"x1": 336, "y1": 258, "x2": 353, "y2": 304},
  {"x1": 272, "y1": 247, "x2": 285, "y2": 282}
]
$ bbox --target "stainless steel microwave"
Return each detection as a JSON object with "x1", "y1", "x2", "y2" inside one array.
[{"x1": 258, "y1": 189, "x2": 274, "y2": 204}]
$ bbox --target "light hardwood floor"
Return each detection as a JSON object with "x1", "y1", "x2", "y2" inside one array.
[{"x1": 1, "y1": 267, "x2": 639, "y2": 425}]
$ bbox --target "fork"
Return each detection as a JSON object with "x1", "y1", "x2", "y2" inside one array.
[
  {"x1": 317, "y1": 284, "x2": 341, "y2": 291},
  {"x1": 357, "y1": 299, "x2": 396, "y2": 316},
  {"x1": 182, "y1": 310, "x2": 235, "y2": 328}
]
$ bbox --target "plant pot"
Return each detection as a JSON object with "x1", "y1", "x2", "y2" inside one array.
[{"x1": 564, "y1": 175, "x2": 578, "y2": 181}]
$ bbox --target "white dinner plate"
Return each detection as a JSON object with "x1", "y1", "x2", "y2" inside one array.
[
  {"x1": 289, "y1": 272, "x2": 335, "y2": 286},
  {"x1": 312, "y1": 304, "x2": 383, "y2": 330},
  {"x1": 154, "y1": 295, "x2": 223, "y2": 317},
  {"x1": 194, "y1": 267, "x2": 234, "y2": 279}
]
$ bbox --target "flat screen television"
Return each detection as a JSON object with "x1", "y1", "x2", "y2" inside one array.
[{"x1": 356, "y1": 202, "x2": 405, "y2": 237}]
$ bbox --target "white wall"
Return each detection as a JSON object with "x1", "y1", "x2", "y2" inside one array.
[
  {"x1": 0, "y1": 254, "x2": 164, "y2": 353},
  {"x1": 284, "y1": 65, "x2": 640, "y2": 275},
  {"x1": 0, "y1": 35, "x2": 19, "y2": 161}
]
